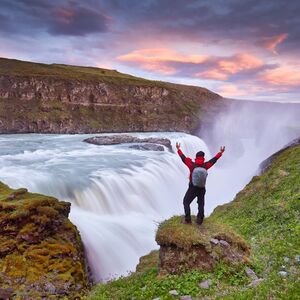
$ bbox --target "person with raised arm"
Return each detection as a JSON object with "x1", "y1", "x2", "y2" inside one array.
[{"x1": 176, "y1": 142, "x2": 225, "y2": 225}]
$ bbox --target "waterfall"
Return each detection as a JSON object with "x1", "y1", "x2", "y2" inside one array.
[
  {"x1": 0, "y1": 133, "x2": 210, "y2": 282},
  {"x1": 1, "y1": 104, "x2": 299, "y2": 282},
  {"x1": 67, "y1": 134, "x2": 210, "y2": 281}
]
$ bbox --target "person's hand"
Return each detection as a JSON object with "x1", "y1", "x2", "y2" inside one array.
[
  {"x1": 220, "y1": 146, "x2": 225, "y2": 153},
  {"x1": 176, "y1": 142, "x2": 181, "y2": 150}
]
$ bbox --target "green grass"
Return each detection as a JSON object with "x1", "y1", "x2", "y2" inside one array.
[
  {"x1": 86, "y1": 144, "x2": 300, "y2": 299},
  {"x1": 156, "y1": 216, "x2": 248, "y2": 250},
  {"x1": 87, "y1": 265, "x2": 251, "y2": 300},
  {"x1": 0, "y1": 57, "x2": 170, "y2": 88}
]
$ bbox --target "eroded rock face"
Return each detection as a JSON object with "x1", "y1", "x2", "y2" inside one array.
[
  {"x1": 156, "y1": 217, "x2": 250, "y2": 275},
  {"x1": 0, "y1": 58, "x2": 223, "y2": 134},
  {"x1": 84, "y1": 135, "x2": 172, "y2": 149},
  {"x1": 0, "y1": 182, "x2": 90, "y2": 299},
  {"x1": 0, "y1": 76, "x2": 170, "y2": 105}
]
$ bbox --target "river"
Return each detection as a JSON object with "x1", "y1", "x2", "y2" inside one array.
[{"x1": 0, "y1": 129, "x2": 297, "y2": 282}]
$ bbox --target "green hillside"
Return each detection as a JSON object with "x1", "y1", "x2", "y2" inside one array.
[
  {"x1": 87, "y1": 143, "x2": 300, "y2": 299},
  {"x1": 0, "y1": 57, "x2": 150, "y2": 84}
]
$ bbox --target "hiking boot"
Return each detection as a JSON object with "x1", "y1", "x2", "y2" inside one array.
[
  {"x1": 181, "y1": 217, "x2": 192, "y2": 225},
  {"x1": 196, "y1": 217, "x2": 204, "y2": 225}
]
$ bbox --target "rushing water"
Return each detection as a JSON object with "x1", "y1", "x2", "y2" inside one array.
[
  {"x1": 0, "y1": 133, "x2": 210, "y2": 281},
  {"x1": 0, "y1": 130, "x2": 296, "y2": 282}
]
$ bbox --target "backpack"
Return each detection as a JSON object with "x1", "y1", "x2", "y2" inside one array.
[{"x1": 192, "y1": 164, "x2": 208, "y2": 187}]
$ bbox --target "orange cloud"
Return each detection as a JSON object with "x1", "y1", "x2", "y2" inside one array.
[
  {"x1": 261, "y1": 67, "x2": 300, "y2": 86},
  {"x1": 118, "y1": 48, "x2": 207, "y2": 64},
  {"x1": 217, "y1": 53, "x2": 263, "y2": 73},
  {"x1": 217, "y1": 84, "x2": 248, "y2": 97},
  {"x1": 118, "y1": 48, "x2": 264, "y2": 79},
  {"x1": 196, "y1": 69, "x2": 228, "y2": 80},
  {"x1": 117, "y1": 48, "x2": 207, "y2": 74},
  {"x1": 260, "y1": 33, "x2": 288, "y2": 54},
  {"x1": 196, "y1": 53, "x2": 263, "y2": 80}
]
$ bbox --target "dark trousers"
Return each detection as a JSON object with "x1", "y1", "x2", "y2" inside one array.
[{"x1": 183, "y1": 183, "x2": 206, "y2": 222}]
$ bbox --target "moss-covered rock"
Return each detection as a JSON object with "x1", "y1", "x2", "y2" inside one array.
[
  {"x1": 0, "y1": 182, "x2": 90, "y2": 299},
  {"x1": 156, "y1": 216, "x2": 250, "y2": 275}
]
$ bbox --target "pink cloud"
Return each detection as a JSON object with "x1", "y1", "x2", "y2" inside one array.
[
  {"x1": 118, "y1": 48, "x2": 264, "y2": 79},
  {"x1": 118, "y1": 48, "x2": 207, "y2": 75},
  {"x1": 196, "y1": 69, "x2": 228, "y2": 80},
  {"x1": 217, "y1": 53, "x2": 263, "y2": 73},
  {"x1": 196, "y1": 53, "x2": 263, "y2": 80},
  {"x1": 118, "y1": 48, "x2": 207, "y2": 64},
  {"x1": 216, "y1": 84, "x2": 248, "y2": 97},
  {"x1": 260, "y1": 67, "x2": 300, "y2": 86},
  {"x1": 260, "y1": 33, "x2": 288, "y2": 54}
]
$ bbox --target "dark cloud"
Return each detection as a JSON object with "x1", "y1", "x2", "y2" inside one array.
[
  {"x1": 1, "y1": 0, "x2": 299, "y2": 49},
  {"x1": 48, "y1": 5, "x2": 110, "y2": 36},
  {"x1": 0, "y1": 0, "x2": 110, "y2": 36},
  {"x1": 0, "y1": 0, "x2": 299, "y2": 100},
  {"x1": 102, "y1": 0, "x2": 300, "y2": 53}
]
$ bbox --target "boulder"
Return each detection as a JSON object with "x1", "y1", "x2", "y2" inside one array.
[
  {"x1": 169, "y1": 289, "x2": 179, "y2": 296},
  {"x1": 199, "y1": 279, "x2": 212, "y2": 289},
  {"x1": 84, "y1": 135, "x2": 172, "y2": 149},
  {"x1": 245, "y1": 267, "x2": 258, "y2": 280}
]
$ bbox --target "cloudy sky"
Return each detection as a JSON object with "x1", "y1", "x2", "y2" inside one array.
[{"x1": 1, "y1": 0, "x2": 299, "y2": 101}]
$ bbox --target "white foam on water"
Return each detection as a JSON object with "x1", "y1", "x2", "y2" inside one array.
[{"x1": 0, "y1": 111, "x2": 299, "y2": 282}]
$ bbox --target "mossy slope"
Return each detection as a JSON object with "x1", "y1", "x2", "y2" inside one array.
[
  {"x1": 87, "y1": 144, "x2": 300, "y2": 299},
  {"x1": 156, "y1": 217, "x2": 249, "y2": 275},
  {"x1": 0, "y1": 182, "x2": 90, "y2": 299}
]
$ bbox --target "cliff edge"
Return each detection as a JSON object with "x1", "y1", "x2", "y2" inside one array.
[
  {"x1": 0, "y1": 182, "x2": 90, "y2": 299},
  {"x1": 0, "y1": 57, "x2": 223, "y2": 134},
  {"x1": 87, "y1": 142, "x2": 300, "y2": 299}
]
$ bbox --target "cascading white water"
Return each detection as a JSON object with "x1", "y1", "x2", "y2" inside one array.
[
  {"x1": 0, "y1": 132, "x2": 210, "y2": 281},
  {"x1": 0, "y1": 104, "x2": 299, "y2": 282}
]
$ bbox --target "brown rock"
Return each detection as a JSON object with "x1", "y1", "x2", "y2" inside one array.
[{"x1": 84, "y1": 135, "x2": 171, "y2": 150}]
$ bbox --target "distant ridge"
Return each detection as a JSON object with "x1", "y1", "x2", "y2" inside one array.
[{"x1": 0, "y1": 57, "x2": 223, "y2": 134}]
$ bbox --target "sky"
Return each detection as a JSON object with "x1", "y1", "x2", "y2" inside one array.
[{"x1": 0, "y1": 0, "x2": 300, "y2": 102}]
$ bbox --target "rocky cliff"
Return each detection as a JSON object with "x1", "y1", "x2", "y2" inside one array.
[
  {"x1": 0, "y1": 57, "x2": 223, "y2": 134},
  {"x1": 0, "y1": 182, "x2": 90, "y2": 299}
]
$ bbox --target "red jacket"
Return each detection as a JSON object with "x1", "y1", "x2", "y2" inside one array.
[{"x1": 178, "y1": 149, "x2": 222, "y2": 181}]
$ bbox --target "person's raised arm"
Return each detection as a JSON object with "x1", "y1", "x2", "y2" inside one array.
[
  {"x1": 176, "y1": 142, "x2": 193, "y2": 168},
  {"x1": 205, "y1": 146, "x2": 225, "y2": 169}
]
